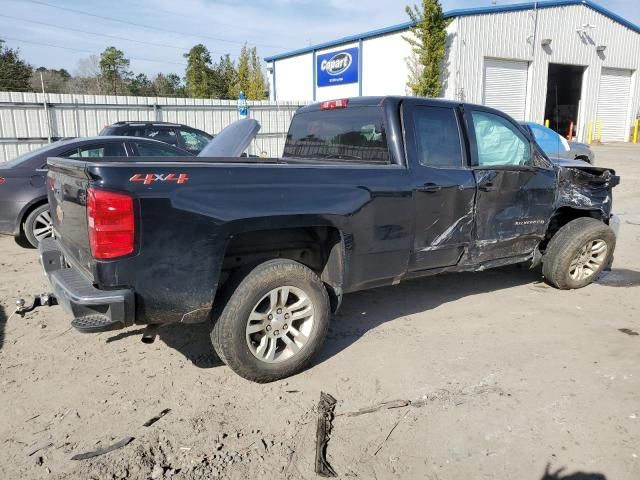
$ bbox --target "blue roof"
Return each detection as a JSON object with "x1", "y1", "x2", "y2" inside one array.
[{"x1": 265, "y1": 0, "x2": 640, "y2": 62}]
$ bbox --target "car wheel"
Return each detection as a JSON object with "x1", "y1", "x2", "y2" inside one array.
[
  {"x1": 211, "y1": 259, "x2": 330, "y2": 382},
  {"x1": 542, "y1": 217, "x2": 615, "y2": 289},
  {"x1": 24, "y1": 204, "x2": 53, "y2": 248}
]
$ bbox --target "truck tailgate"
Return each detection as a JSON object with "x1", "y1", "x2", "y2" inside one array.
[{"x1": 47, "y1": 157, "x2": 94, "y2": 277}]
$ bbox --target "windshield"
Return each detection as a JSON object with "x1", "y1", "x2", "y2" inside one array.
[
  {"x1": 528, "y1": 123, "x2": 570, "y2": 154},
  {"x1": 1, "y1": 143, "x2": 61, "y2": 168}
]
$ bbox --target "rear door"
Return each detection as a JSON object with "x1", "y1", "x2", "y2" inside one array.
[
  {"x1": 465, "y1": 108, "x2": 556, "y2": 263},
  {"x1": 404, "y1": 100, "x2": 476, "y2": 271}
]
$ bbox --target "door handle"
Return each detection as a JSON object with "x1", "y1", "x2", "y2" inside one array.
[
  {"x1": 417, "y1": 182, "x2": 442, "y2": 193},
  {"x1": 479, "y1": 182, "x2": 497, "y2": 192}
]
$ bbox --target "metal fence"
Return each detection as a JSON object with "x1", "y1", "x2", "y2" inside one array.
[{"x1": 0, "y1": 92, "x2": 309, "y2": 162}]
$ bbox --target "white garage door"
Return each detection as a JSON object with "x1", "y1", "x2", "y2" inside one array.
[
  {"x1": 483, "y1": 58, "x2": 529, "y2": 120},
  {"x1": 597, "y1": 68, "x2": 632, "y2": 142}
]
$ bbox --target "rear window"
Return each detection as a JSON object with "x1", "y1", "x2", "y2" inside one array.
[
  {"x1": 283, "y1": 107, "x2": 390, "y2": 164},
  {"x1": 99, "y1": 127, "x2": 115, "y2": 135}
]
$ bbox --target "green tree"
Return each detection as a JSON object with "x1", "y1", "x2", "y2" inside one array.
[
  {"x1": 0, "y1": 40, "x2": 32, "y2": 91},
  {"x1": 99, "y1": 46, "x2": 131, "y2": 95},
  {"x1": 128, "y1": 73, "x2": 156, "y2": 96},
  {"x1": 219, "y1": 54, "x2": 237, "y2": 99},
  {"x1": 234, "y1": 45, "x2": 251, "y2": 98},
  {"x1": 153, "y1": 73, "x2": 185, "y2": 97},
  {"x1": 184, "y1": 44, "x2": 213, "y2": 98},
  {"x1": 247, "y1": 47, "x2": 266, "y2": 100},
  {"x1": 208, "y1": 55, "x2": 237, "y2": 99},
  {"x1": 404, "y1": 0, "x2": 448, "y2": 97}
]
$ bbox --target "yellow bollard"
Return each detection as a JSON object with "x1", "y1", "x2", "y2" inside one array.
[
  {"x1": 545, "y1": 119, "x2": 550, "y2": 128},
  {"x1": 634, "y1": 119, "x2": 639, "y2": 144},
  {"x1": 587, "y1": 121, "x2": 593, "y2": 145},
  {"x1": 596, "y1": 120, "x2": 602, "y2": 142}
]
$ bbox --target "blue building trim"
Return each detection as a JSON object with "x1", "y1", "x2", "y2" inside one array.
[
  {"x1": 358, "y1": 39, "x2": 363, "y2": 96},
  {"x1": 264, "y1": 0, "x2": 639, "y2": 62}
]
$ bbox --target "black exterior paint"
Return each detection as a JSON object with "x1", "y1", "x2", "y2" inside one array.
[{"x1": 44, "y1": 97, "x2": 619, "y2": 327}]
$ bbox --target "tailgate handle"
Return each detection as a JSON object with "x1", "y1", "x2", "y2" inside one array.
[{"x1": 417, "y1": 182, "x2": 442, "y2": 193}]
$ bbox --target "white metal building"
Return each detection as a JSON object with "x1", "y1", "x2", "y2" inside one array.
[{"x1": 265, "y1": 0, "x2": 640, "y2": 142}]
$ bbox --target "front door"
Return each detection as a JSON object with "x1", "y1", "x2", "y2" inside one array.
[
  {"x1": 405, "y1": 102, "x2": 476, "y2": 271},
  {"x1": 465, "y1": 108, "x2": 557, "y2": 263}
]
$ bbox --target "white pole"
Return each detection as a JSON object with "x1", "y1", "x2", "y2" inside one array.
[{"x1": 40, "y1": 72, "x2": 52, "y2": 144}]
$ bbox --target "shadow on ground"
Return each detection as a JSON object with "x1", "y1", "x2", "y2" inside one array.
[
  {"x1": 541, "y1": 463, "x2": 606, "y2": 480},
  {"x1": 103, "y1": 265, "x2": 639, "y2": 373},
  {"x1": 318, "y1": 264, "x2": 541, "y2": 364},
  {"x1": 0, "y1": 304, "x2": 6, "y2": 352},
  {"x1": 106, "y1": 322, "x2": 223, "y2": 369},
  {"x1": 597, "y1": 268, "x2": 640, "y2": 287}
]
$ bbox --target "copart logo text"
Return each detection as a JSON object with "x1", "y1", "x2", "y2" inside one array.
[{"x1": 320, "y1": 52, "x2": 352, "y2": 76}]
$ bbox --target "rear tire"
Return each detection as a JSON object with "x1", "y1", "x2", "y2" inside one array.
[
  {"x1": 23, "y1": 204, "x2": 53, "y2": 248},
  {"x1": 542, "y1": 217, "x2": 615, "y2": 289},
  {"x1": 211, "y1": 259, "x2": 330, "y2": 383}
]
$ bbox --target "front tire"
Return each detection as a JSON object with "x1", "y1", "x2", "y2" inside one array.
[
  {"x1": 211, "y1": 259, "x2": 330, "y2": 383},
  {"x1": 542, "y1": 217, "x2": 615, "y2": 289},
  {"x1": 23, "y1": 204, "x2": 53, "y2": 248}
]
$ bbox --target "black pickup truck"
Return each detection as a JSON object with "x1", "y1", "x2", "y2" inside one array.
[{"x1": 37, "y1": 96, "x2": 619, "y2": 382}]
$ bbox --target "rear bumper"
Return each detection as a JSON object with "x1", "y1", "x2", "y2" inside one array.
[{"x1": 39, "y1": 238, "x2": 135, "y2": 327}]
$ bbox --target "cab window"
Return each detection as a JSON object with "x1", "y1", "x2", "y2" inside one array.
[
  {"x1": 412, "y1": 106, "x2": 463, "y2": 168},
  {"x1": 133, "y1": 142, "x2": 182, "y2": 157},
  {"x1": 65, "y1": 143, "x2": 126, "y2": 158},
  {"x1": 283, "y1": 107, "x2": 390, "y2": 164},
  {"x1": 471, "y1": 111, "x2": 531, "y2": 167}
]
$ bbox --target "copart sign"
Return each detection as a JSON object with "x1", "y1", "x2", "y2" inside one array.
[{"x1": 317, "y1": 47, "x2": 359, "y2": 87}]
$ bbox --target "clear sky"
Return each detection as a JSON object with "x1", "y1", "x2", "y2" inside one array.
[{"x1": 1, "y1": 0, "x2": 638, "y2": 77}]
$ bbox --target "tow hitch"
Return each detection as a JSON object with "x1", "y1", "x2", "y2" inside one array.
[{"x1": 15, "y1": 294, "x2": 58, "y2": 317}]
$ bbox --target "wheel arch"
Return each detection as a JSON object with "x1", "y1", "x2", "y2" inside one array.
[
  {"x1": 541, "y1": 206, "x2": 605, "y2": 252},
  {"x1": 218, "y1": 224, "x2": 347, "y2": 313},
  {"x1": 16, "y1": 196, "x2": 48, "y2": 237}
]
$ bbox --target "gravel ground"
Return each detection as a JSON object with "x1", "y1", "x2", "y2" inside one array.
[{"x1": 0, "y1": 143, "x2": 639, "y2": 480}]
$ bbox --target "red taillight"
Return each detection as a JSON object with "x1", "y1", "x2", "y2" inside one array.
[
  {"x1": 320, "y1": 99, "x2": 348, "y2": 110},
  {"x1": 87, "y1": 187, "x2": 135, "y2": 259},
  {"x1": 0, "y1": 177, "x2": 5, "y2": 185}
]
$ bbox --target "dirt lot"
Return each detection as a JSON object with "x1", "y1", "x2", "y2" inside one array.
[{"x1": 1, "y1": 144, "x2": 639, "y2": 480}]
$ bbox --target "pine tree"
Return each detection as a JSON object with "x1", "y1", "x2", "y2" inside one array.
[
  {"x1": 404, "y1": 0, "x2": 448, "y2": 97},
  {"x1": 184, "y1": 44, "x2": 213, "y2": 98},
  {"x1": 234, "y1": 45, "x2": 251, "y2": 98},
  {"x1": 153, "y1": 73, "x2": 185, "y2": 97},
  {"x1": 0, "y1": 40, "x2": 32, "y2": 92},
  {"x1": 219, "y1": 55, "x2": 238, "y2": 99},
  {"x1": 128, "y1": 73, "x2": 155, "y2": 96},
  {"x1": 247, "y1": 47, "x2": 266, "y2": 100},
  {"x1": 99, "y1": 46, "x2": 131, "y2": 95}
]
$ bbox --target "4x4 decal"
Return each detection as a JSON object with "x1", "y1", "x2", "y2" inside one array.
[{"x1": 129, "y1": 173, "x2": 189, "y2": 185}]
